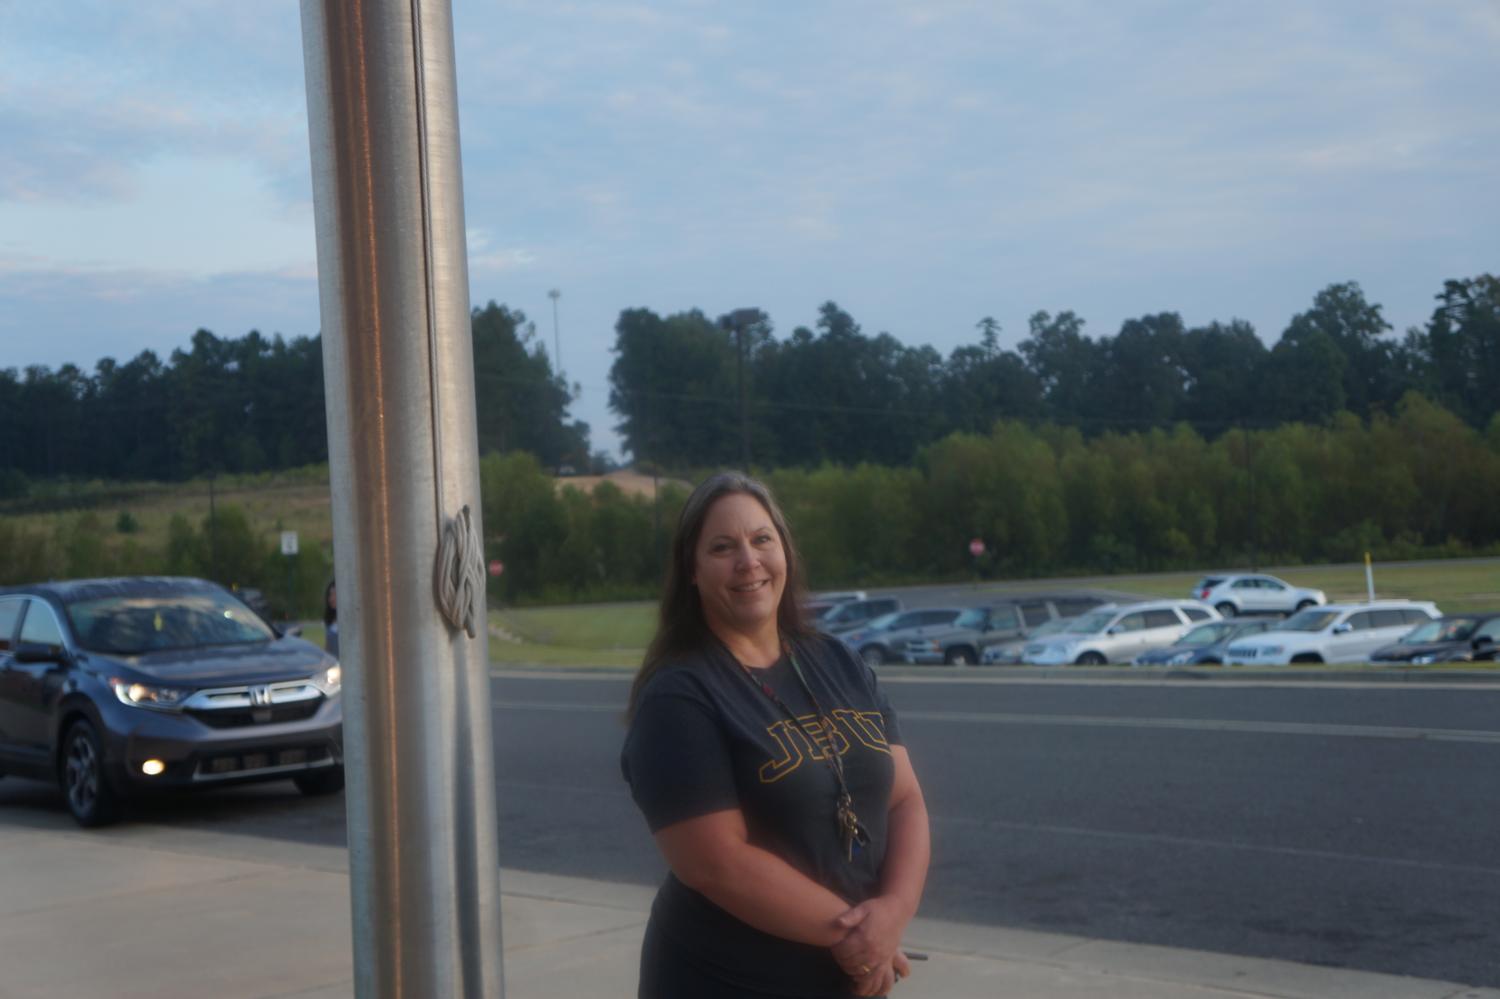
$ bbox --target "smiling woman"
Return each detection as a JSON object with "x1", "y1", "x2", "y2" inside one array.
[{"x1": 620, "y1": 472, "x2": 931, "y2": 998}]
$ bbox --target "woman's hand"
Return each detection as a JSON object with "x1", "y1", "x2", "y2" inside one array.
[
  {"x1": 831, "y1": 895, "x2": 910, "y2": 981},
  {"x1": 850, "y1": 951, "x2": 911, "y2": 996}
]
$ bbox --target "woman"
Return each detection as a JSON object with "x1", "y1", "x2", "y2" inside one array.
[
  {"x1": 622, "y1": 472, "x2": 930, "y2": 998},
  {"x1": 322, "y1": 580, "x2": 339, "y2": 658}
]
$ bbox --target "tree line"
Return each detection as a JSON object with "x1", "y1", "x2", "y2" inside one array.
[
  {"x1": 487, "y1": 391, "x2": 1500, "y2": 600},
  {"x1": 6, "y1": 392, "x2": 1499, "y2": 605},
  {"x1": 4, "y1": 276, "x2": 1496, "y2": 495},
  {"x1": 609, "y1": 276, "x2": 1500, "y2": 467},
  {"x1": 0, "y1": 302, "x2": 587, "y2": 498}
]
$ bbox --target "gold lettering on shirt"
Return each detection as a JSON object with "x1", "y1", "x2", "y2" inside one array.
[
  {"x1": 758, "y1": 719, "x2": 808, "y2": 783},
  {"x1": 758, "y1": 709, "x2": 884, "y2": 783},
  {"x1": 832, "y1": 709, "x2": 892, "y2": 755}
]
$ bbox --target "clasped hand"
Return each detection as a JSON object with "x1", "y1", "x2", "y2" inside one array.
[{"x1": 831, "y1": 896, "x2": 911, "y2": 996}]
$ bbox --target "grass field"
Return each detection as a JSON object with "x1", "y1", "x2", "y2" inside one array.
[{"x1": 488, "y1": 558, "x2": 1500, "y2": 667}]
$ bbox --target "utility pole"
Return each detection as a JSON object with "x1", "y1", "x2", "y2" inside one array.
[
  {"x1": 729, "y1": 308, "x2": 757, "y2": 470},
  {"x1": 547, "y1": 288, "x2": 561, "y2": 378},
  {"x1": 300, "y1": 2, "x2": 505, "y2": 996}
]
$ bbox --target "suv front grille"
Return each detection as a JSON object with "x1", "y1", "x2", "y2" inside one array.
[
  {"x1": 189, "y1": 699, "x2": 323, "y2": 728},
  {"x1": 182, "y1": 679, "x2": 324, "y2": 728}
]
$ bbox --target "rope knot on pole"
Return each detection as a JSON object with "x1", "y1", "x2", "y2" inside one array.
[{"x1": 436, "y1": 504, "x2": 485, "y2": 638}]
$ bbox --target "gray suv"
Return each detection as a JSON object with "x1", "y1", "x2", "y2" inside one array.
[
  {"x1": 816, "y1": 597, "x2": 902, "y2": 635},
  {"x1": 844, "y1": 608, "x2": 965, "y2": 666},
  {"x1": 904, "y1": 595, "x2": 1107, "y2": 665}
]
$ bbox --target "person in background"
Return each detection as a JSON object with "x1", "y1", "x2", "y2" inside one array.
[
  {"x1": 621, "y1": 471, "x2": 930, "y2": 998},
  {"x1": 322, "y1": 580, "x2": 339, "y2": 658}
]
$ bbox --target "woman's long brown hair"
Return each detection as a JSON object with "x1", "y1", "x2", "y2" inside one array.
[{"x1": 626, "y1": 471, "x2": 812, "y2": 720}]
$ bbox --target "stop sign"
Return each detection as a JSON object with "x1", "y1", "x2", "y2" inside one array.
[{"x1": 968, "y1": 538, "x2": 985, "y2": 557}]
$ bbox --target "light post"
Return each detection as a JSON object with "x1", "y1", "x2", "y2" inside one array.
[{"x1": 548, "y1": 288, "x2": 561, "y2": 377}]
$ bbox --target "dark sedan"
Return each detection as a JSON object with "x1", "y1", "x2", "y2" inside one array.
[
  {"x1": 1368, "y1": 613, "x2": 1500, "y2": 664},
  {"x1": 1132, "y1": 619, "x2": 1279, "y2": 666},
  {"x1": 0, "y1": 577, "x2": 343, "y2": 827}
]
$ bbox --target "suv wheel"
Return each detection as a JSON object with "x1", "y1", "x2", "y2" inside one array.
[
  {"x1": 294, "y1": 767, "x2": 345, "y2": 796},
  {"x1": 944, "y1": 646, "x2": 976, "y2": 666},
  {"x1": 1215, "y1": 602, "x2": 1237, "y2": 618},
  {"x1": 61, "y1": 720, "x2": 122, "y2": 828},
  {"x1": 1074, "y1": 651, "x2": 1106, "y2": 666},
  {"x1": 860, "y1": 645, "x2": 887, "y2": 667}
]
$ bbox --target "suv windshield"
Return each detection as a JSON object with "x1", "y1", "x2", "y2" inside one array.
[
  {"x1": 1401, "y1": 617, "x2": 1477, "y2": 644},
  {"x1": 1279, "y1": 609, "x2": 1339, "y2": 632},
  {"x1": 1065, "y1": 611, "x2": 1115, "y2": 635},
  {"x1": 955, "y1": 608, "x2": 988, "y2": 629},
  {"x1": 67, "y1": 590, "x2": 276, "y2": 654},
  {"x1": 1177, "y1": 622, "x2": 1234, "y2": 646}
]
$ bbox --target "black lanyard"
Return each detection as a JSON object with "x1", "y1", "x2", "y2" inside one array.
[{"x1": 729, "y1": 640, "x2": 871, "y2": 861}]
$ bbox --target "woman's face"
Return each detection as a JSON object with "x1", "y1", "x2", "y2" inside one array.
[{"x1": 692, "y1": 493, "x2": 787, "y2": 639}]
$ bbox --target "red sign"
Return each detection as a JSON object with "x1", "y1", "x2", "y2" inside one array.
[
  {"x1": 488, "y1": 560, "x2": 504, "y2": 577},
  {"x1": 968, "y1": 538, "x2": 985, "y2": 557}
]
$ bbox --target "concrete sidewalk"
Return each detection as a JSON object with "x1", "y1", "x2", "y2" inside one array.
[{"x1": 0, "y1": 818, "x2": 1494, "y2": 999}]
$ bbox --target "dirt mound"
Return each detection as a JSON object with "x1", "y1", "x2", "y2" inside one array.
[{"x1": 553, "y1": 470, "x2": 689, "y2": 499}]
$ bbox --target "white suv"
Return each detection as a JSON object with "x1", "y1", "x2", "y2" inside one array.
[
  {"x1": 1022, "y1": 600, "x2": 1220, "y2": 665},
  {"x1": 1222, "y1": 601, "x2": 1439, "y2": 665},
  {"x1": 1192, "y1": 574, "x2": 1326, "y2": 617}
]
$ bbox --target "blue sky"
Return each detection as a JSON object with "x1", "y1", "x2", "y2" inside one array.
[{"x1": 3, "y1": 1, "x2": 1498, "y2": 459}]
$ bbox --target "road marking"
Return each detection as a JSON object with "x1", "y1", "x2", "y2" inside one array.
[
  {"x1": 492, "y1": 699, "x2": 1500, "y2": 745},
  {"x1": 899, "y1": 709, "x2": 1500, "y2": 744},
  {"x1": 933, "y1": 814, "x2": 1500, "y2": 879}
]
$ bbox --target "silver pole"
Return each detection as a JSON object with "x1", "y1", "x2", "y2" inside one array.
[{"x1": 299, "y1": 2, "x2": 504, "y2": 997}]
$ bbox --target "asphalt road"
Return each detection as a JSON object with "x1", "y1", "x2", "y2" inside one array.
[{"x1": 3, "y1": 672, "x2": 1498, "y2": 988}]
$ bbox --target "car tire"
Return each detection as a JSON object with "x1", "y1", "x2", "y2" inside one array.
[
  {"x1": 944, "y1": 646, "x2": 976, "y2": 666},
  {"x1": 1074, "y1": 651, "x2": 1106, "y2": 666},
  {"x1": 1215, "y1": 602, "x2": 1237, "y2": 618},
  {"x1": 860, "y1": 645, "x2": 887, "y2": 667},
  {"x1": 294, "y1": 767, "x2": 345, "y2": 796},
  {"x1": 1290, "y1": 653, "x2": 1324, "y2": 664},
  {"x1": 1295, "y1": 599, "x2": 1316, "y2": 611},
  {"x1": 61, "y1": 720, "x2": 122, "y2": 828}
]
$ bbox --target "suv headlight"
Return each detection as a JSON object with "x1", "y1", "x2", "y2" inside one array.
[
  {"x1": 315, "y1": 663, "x2": 342, "y2": 695},
  {"x1": 1410, "y1": 654, "x2": 1437, "y2": 665},
  {"x1": 1167, "y1": 651, "x2": 1195, "y2": 666},
  {"x1": 111, "y1": 680, "x2": 189, "y2": 711}
]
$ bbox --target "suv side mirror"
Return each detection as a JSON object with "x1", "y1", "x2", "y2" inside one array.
[
  {"x1": 1332, "y1": 622, "x2": 1352, "y2": 635},
  {"x1": 13, "y1": 641, "x2": 66, "y2": 664},
  {"x1": 1107, "y1": 625, "x2": 1123, "y2": 635},
  {"x1": 1473, "y1": 635, "x2": 1495, "y2": 650}
]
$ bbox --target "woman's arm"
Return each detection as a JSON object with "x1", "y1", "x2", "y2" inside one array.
[
  {"x1": 654, "y1": 807, "x2": 852, "y2": 948},
  {"x1": 831, "y1": 745, "x2": 930, "y2": 976}
]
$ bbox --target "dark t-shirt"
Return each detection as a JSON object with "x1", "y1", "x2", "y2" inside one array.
[{"x1": 621, "y1": 632, "x2": 902, "y2": 997}]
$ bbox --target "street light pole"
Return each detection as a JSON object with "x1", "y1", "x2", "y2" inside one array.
[
  {"x1": 547, "y1": 288, "x2": 561, "y2": 378},
  {"x1": 300, "y1": 1, "x2": 505, "y2": 996}
]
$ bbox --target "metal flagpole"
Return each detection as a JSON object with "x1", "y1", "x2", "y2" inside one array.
[{"x1": 299, "y1": 2, "x2": 504, "y2": 996}]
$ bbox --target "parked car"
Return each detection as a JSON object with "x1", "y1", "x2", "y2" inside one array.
[
  {"x1": 817, "y1": 596, "x2": 902, "y2": 635},
  {"x1": 1191, "y1": 574, "x2": 1326, "y2": 617},
  {"x1": 842, "y1": 607, "x2": 966, "y2": 666},
  {"x1": 1222, "y1": 600, "x2": 1440, "y2": 665},
  {"x1": 905, "y1": 594, "x2": 1107, "y2": 665},
  {"x1": 981, "y1": 614, "x2": 1092, "y2": 664},
  {"x1": 1132, "y1": 619, "x2": 1279, "y2": 666},
  {"x1": 0, "y1": 577, "x2": 344, "y2": 827},
  {"x1": 813, "y1": 591, "x2": 867, "y2": 604},
  {"x1": 1367, "y1": 613, "x2": 1500, "y2": 664},
  {"x1": 1022, "y1": 600, "x2": 1220, "y2": 665}
]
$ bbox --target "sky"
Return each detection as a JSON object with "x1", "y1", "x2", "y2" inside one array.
[{"x1": 3, "y1": 1, "x2": 1498, "y2": 460}]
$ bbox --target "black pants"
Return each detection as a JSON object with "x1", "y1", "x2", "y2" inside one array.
[{"x1": 638, "y1": 920, "x2": 883, "y2": 999}]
